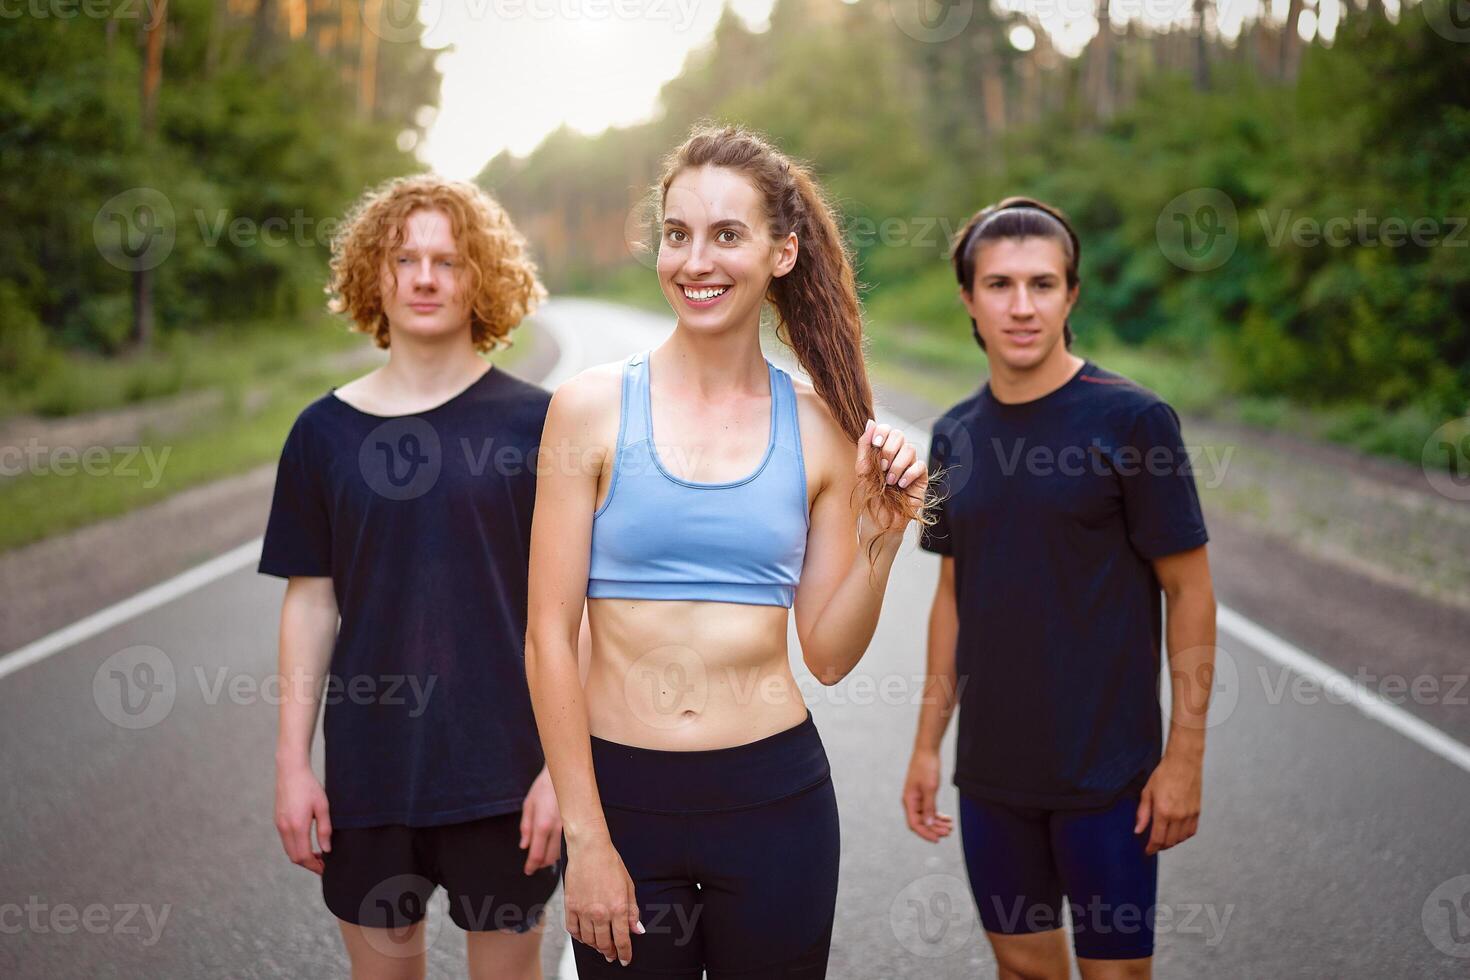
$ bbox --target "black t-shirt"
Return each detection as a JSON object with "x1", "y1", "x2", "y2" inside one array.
[
  {"x1": 258, "y1": 365, "x2": 551, "y2": 829},
  {"x1": 919, "y1": 359, "x2": 1209, "y2": 809}
]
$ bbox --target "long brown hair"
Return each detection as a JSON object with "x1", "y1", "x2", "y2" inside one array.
[{"x1": 658, "y1": 124, "x2": 935, "y2": 556}]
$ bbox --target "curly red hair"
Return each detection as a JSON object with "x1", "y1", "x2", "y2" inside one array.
[{"x1": 326, "y1": 174, "x2": 545, "y2": 352}]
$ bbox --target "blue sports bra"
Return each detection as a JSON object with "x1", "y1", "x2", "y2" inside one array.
[{"x1": 587, "y1": 349, "x2": 809, "y2": 608}]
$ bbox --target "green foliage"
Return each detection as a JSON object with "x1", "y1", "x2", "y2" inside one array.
[
  {"x1": 488, "y1": 0, "x2": 1469, "y2": 458},
  {"x1": 1, "y1": 0, "x2": 438, "y2": 391}
]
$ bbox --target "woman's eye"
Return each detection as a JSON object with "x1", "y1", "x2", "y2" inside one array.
[
  {"x1": 667, "y1": 230, "x2": 686, "y2": 243},
  {"x1": 717, "y1": 230, "x2": 738, "y2": 243}
]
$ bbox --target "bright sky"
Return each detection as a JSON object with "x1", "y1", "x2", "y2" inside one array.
[
  {"x1": 416, "y1": 0, "x2": 777, "y2": 178},
  {"x1": 414, "y1": 0, "x2": 1346, "y2": 179}
]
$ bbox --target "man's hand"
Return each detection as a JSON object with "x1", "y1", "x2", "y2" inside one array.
[
  {"x1": 520, "y1": 766, "x2": 563, "y2": 875},
  {"x1": 901, "y1": 747, "x2": 954, "y2": 843},
  {"x1": 1134, "y1": 751, "x2": 1202, "y2": 856},
  {"x1": 275, "y1": 763, "x2": 331, "y2": 875}
]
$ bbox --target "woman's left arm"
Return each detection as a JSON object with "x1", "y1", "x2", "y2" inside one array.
[{"x1": 794, "y1": 418, "x2": 927, "y2": 686}]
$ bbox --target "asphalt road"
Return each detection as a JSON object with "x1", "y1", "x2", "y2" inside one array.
[{"x1": 2, "y1": 298, "x2": 1468, "y2": 978}]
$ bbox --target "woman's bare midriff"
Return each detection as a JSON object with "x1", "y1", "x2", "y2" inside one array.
[{"x1": 583, "y1": 595, "x2": 810, "y2": 750}]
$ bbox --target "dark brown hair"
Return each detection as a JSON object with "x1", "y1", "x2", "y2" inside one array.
[
  {"x1": 658, "y1": 124, "x2": 935, "y2": 553},
  {"x1": 951, "y1": 196, "x2": 1080, "y2": 350}
]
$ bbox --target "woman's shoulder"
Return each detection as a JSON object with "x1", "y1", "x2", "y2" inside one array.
[
  {"x1": 545, "y1": 357, "x2": 629, "y2": 436},
  {"x1": 789, "y1": 373, "x2": 857, "y2": 488}
]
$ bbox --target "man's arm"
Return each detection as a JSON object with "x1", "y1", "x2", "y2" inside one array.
[
  {"x1": 903, "y1": 556, "x2": 959, "y2": 842},
  {"x1": 274, "y1": 575, "x2": 337, "y2": 874},
  {"x1": 1135, "y1": 544, "x2": 1217, "y2": 856}
]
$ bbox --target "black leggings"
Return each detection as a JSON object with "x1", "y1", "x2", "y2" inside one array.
[{"x1": 571, "y1": 711, "x2": 840, "y2": 979}]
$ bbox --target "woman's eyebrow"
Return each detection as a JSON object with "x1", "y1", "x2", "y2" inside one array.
[{"x1": 663, "y1": 217, "x2": 752, "y2": 233}]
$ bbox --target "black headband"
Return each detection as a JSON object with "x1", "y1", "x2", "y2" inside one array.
[{"x1": 958, "y1": 202, "x2": 1079, "y2": 272}]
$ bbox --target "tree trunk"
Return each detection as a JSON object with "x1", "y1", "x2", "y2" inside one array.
[
  {"x1": 204, "y1": 0, "x2": 228, "y2": 78},
  {"x1": 251, "y1": 0, "x2": 273, "y2": 58},
  {"x1": 1280, "y1": 0, "x2": 1304, "y2": 81},
  {"x1": 1093, "y1": 0, "x2": 1111, "y2": 122},
  {"x1": 358, "y1": 0, "x2": 380, "y2": 119},
  {"x1": 1192, "y1": 0, "x2": 1210, "y2": 92},
  {"x1": 133, "y1": 0, "x2": 168, "y2": 351}
]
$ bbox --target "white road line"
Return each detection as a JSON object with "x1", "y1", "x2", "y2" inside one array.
[
  {"x1": 0, "y1": 537, "x2": 263, "y2": 681},
  {"x1": 1217, "y1": 605, "x2": 1470, "y2": 774},
  {"x1": 5, "y1": 299, "x2": 1468, "y2": 787},
  {"x1": 554, "y1": 932, "x2": 574, "y2": 978},
  {"x1": 0, "y1": 313, "x2": 579, "y2": 684}
]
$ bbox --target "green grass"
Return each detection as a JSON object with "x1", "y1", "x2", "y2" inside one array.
[
  {"x1": 0, "y1": 325, "x2": 535, "y2": 553},
  {"x1": 0, "y1": 314, "x2": 365, "y2": 421}
]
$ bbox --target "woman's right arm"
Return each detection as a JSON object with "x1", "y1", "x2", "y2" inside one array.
[
  {"x1": 274, "y1": 575, "x2": 338, "y2": 874},
  {"x1": 524, "y1": 375, "x2": 643, "y2": 967}
]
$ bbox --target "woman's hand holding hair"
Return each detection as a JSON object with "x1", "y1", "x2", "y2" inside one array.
[{"x1": 856, "y1": 419, "x2": 929, "y2": 548}]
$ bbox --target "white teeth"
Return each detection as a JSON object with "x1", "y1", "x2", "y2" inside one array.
[{"x1": 682, "y1": 286, "x2": 729, "y2": 301}]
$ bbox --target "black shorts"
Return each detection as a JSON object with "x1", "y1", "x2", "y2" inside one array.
[
  {"x1": 322, "y1": 810, "x2": 562, "y2": 933},
  {"x1": 571, "y1": 711, "x2": 840, "y2": 978}
]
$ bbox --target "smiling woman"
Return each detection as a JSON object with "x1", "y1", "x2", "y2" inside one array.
[{"x1": 523, "y1": 124, "x2": 936, "y2": 978}]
